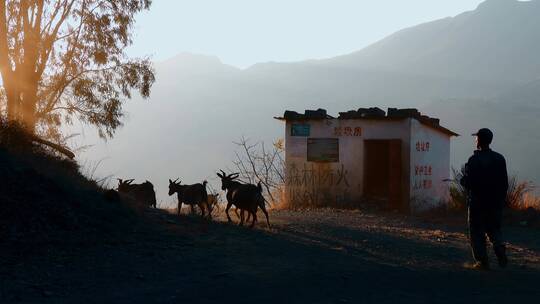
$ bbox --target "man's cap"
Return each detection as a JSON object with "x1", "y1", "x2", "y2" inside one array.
[{"x1": 472, "y1": 128, "x2": 493, "y2": 144}]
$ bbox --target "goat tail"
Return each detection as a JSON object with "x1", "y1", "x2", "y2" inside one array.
[
  {"x1": 203, "y1": 180, "x2": 208, "y2": 187},
  {"x1": 257, "y1": 181, "x2": 262, "y2": 193}
]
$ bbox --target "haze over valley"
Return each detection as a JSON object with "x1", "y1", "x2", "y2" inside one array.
[{"x1": 80, "y1": 0, "x2": 540, "y2": 205}]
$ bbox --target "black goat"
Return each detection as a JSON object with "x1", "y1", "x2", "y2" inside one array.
[
  {"x1": 117, "y1": 179, "x2": 157, "y2": 208},
  {"x1": 216, "y1": 170, "x2": 270, "y2": 228},
  {"x1": 216, "y1": 171, "x2": 241, "y2": 222},
  {"x1": 168, "y1": 179, "x2": 211, "y2": 218}
]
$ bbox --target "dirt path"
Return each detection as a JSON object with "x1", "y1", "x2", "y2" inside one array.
[{"x1": 1, "y1": 209, "x2": 540, "y2": 303}]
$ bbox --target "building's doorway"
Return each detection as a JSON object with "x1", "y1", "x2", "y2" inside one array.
[{"x1": 364, "y1": 139, "x2": 403, "y2": 210}]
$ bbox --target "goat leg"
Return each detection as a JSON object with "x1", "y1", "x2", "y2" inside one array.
[
  {"x1": 239, "y1": 210, "x2": 244, "y2": 226},
  {"x1": 260, "y1": 205, "x2": 270, "y2": 228},
  {"x1": 178, "y1": 202, "x2": 182, "y2": 216},
  {"x1": 241, "y1": 209, "x2": 251, "y2": 223},
  {"x1": 225, "y1": 202, "x2": 234, "y2": 223},
  {"x1": 199, "y1": 203, "x2": 206, "y2": 218},
  {"x1": 250, "y1": 211, "x2": 257, "y2": 228},
  {"x1": 206, "y1": 202, "x2": 212, "y2": 220}
]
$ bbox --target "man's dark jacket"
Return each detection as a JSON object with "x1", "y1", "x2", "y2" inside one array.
[{"x1": 460, "y1": 149, "x2": 509, "y2": 207}]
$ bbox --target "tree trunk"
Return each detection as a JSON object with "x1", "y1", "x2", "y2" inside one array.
[
  {"x1": 4, "y1": 79, "x2": 20, "y2": 122},
  {"x1": 21, "y1": 84, "x2": 38, "y2": 134},
  {"x1": 3, "y1": 72, "x2": 38, "y2": 134}
]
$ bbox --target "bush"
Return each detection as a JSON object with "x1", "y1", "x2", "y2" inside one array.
[
  {"x1": 448, "y1": 166, "x2": 468, "y2": 211},
  {"x1": 522, "y1": 194, "x2": 540, "y2": 210},
  {"x1": 448, "y1": 166, "x2": 540, "y2": 211},
  {"x1": 506, "y1": 176, "x2": 537, "y2": 210}
]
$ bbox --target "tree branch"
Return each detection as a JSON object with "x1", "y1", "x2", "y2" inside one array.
[{"x1": 0, "y1": 1, "x2": 11, "y2": 73}]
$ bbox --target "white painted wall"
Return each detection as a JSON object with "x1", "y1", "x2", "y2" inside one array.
[
  {"x1": 284, "y1": 118, "x2": 411, "y2": 208},
  {"x1": 409, "y1": 119, "x2": 451, "y2": 212}
]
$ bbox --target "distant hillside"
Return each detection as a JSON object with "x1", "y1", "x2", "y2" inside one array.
[
  {"x1": 82, "y1": 0, "x2": 540, "y2": 205},
  {"x1": 325, "y1": 0, "x2": 540, "y2": 85}
]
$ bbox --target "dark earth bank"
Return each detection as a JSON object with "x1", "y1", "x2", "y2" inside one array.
[{"x1": 1, "y1": 208, "x2": 539, "y2": 304}]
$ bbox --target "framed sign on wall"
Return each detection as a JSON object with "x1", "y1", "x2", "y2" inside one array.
[{"x1": 307, "y1": 138, "x2": 339, "y2": 162}]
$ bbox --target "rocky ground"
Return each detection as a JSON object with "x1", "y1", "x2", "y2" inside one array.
[{"x1": 1, "y1": 208, "x2": 540, "y2": 303}]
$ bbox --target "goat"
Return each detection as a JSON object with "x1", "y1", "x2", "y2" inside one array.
[
  {"x1": 208, "y1": 190, "x2": 244, "y2": 220},
  {"x1": 206, "y1": 192, "x2": 245, "y2": 219},
  {"x1": 117, "y1": 179, "x2": 157, "y2": 208},
  {"x1": 216, "y1": 170, "x2": 270, "y2": 228},
  {"x1": 216, "y1": 171, "x2": 242, "y2": 222},
  {"x1": 233, "y1": 182, "x2": 269, "y2": 228},
  {"x1": 207, "y1": 193, "x2": 220, "y2": 215},
  {"x1": 234, "y1": 206, "x2": 251, "y2": 222},
  {"x1": 168, "y1": 179, "x2": 211, "y2": 219}
]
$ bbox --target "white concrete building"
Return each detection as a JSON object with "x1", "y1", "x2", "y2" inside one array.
[{"x1": 276, "y1": 108, "x2": 458, "y2": 213}]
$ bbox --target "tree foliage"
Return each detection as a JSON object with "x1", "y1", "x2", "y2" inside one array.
[{"x1": 0, "y1": 0, "x2": 154, "y2": 139}]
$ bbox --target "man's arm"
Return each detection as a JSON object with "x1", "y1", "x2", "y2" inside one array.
[{"x1": 460, "y1": 162, "x2": 471, "y2": 190}]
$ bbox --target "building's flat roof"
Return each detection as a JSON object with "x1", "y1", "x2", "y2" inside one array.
[{"x1": 274, "y1": 107, "x2": 459, "y2": 137}]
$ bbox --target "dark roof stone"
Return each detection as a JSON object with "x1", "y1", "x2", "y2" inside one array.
[
  {"x1": 338, "y1": 107, "x2": 386, "y2": 119},
  {"x1": 278, "y1": 107, "x2": 458, "y2": 136},
  {"x1": 387, "y1": 108, "x2": 420, "y2": 118},
  {"x1": 283, "y1": 108, "x2": 333, "y2": 120}
]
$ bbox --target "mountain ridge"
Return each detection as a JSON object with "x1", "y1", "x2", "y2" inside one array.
[{"x1": 84, "y1": 0, "x2": 540, "y2": 205}]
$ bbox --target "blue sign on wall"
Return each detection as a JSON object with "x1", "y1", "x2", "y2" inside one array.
[{"x1": 291, "y1": 124, "x2": 310, "y2": 136}]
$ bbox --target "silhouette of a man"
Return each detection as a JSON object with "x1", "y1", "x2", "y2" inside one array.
[{"x1": 460, "y1": 128, "x2": 508, "y2": 270}]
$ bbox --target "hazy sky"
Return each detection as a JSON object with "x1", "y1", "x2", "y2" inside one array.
[{"x1": 127, "y1": 0, "x2": 486, "y2": 68}]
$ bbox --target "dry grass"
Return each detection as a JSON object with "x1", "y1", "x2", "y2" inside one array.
[
  {"x1": 448, "y1": 166, "x2": 540, "y2": 211},
  {"x1": 272, "y1": 187, "x2": 290, "y2": 210},
  {"x1": 506, "y1": 176, "x2": 537, "y2": 210},
  {"x1": 448, "y1": 166, "x2": 468, "y2": 211},
  {"x1": 519, "y1": 193, "x2": 540, "y2": 210}
]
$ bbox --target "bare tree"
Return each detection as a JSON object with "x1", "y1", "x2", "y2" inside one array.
[{"x1": 232, "y1": 136, "x2": 285, "y2": 205}]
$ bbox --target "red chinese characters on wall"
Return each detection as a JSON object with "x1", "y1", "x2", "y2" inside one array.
[
  {"x1": 414, "y1": 165, "x2": 432, "y2": 176},
  {"x1": 334, "y1": 127, "x2": 362, "y2": 137},
  {"x1": 416, "y1": 141, "x2": 430, "y2": 152},
  {"x1": 413, "y1": 178, "x2": 433, "y2": 190},
  {"x1": 414, "y1": 140, "x2": 433, "y2": 190},
  {"x1": 414, "y1": 165, "x2": 433, "y2": 190}
]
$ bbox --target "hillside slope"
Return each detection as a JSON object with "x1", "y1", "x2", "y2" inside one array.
[
  {"x1": 326, "y1": 0, "x2": 540, "y2": 84},
  {"x1": 81, "y1": 1, "x2": 540, "y2": 205},
  {"x1": 0, "y1": 122, "x2": 140, "y2": 241}
]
